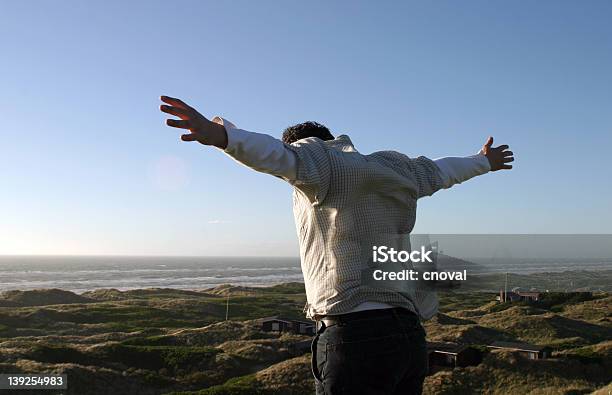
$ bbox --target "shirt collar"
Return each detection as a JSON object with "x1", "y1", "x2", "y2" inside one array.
[{"x1": 327, "y1": 134, "x2": 357, "y2": 152}]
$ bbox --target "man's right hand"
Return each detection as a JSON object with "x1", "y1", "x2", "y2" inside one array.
[
  {"x1": 160, "y1": 96, "x2": 228, "y2": 149},
  {"x1": 480, "y1": 137, "x2": 514, "y2": 171}
]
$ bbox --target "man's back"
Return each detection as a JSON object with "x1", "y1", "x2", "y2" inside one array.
[{"x1": 288, "y1": 135, "x2": 444, "y2": 318}]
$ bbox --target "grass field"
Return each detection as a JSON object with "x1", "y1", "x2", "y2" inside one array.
[{"x1": 0, "y1": 276, "x2": 610, "y2": 394}]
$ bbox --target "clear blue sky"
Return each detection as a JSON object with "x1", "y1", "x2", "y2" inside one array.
[{"x1": 1, "y1": 1, "x2": 611, "y2": 256}]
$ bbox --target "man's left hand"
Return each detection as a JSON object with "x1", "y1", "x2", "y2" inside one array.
[{"x1": 480, "y1": 137, "x2": 514, "y2": 171}]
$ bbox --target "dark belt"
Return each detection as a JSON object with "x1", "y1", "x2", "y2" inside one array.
[{"x1": 316, "y1": 307, "x2": 417, "y2": 330}]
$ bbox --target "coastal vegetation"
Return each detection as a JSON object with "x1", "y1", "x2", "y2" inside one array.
[{"x1": 0, "y1": 276, "x2": 610, "y2": 394}]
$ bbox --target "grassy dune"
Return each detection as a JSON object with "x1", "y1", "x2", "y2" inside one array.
[{"x1": 0, "y1": 278, "x2": 610, "y2": 394}]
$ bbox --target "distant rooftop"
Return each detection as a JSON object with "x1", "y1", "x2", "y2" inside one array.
[{"x1": 427, "y1": 342, "x2": 469, "y2": 354}]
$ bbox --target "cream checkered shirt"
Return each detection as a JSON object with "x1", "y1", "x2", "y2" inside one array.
[
  {"x1": 286, "y1": 135, "x2": 443, "y2": 319},
  {"x1": 215, "y1": 117, "x2": 490, "y2": 320}
]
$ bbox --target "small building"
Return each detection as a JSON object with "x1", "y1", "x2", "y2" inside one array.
[
  {"x1": 259, "y1": 316, "x2": 315, "y2": 336},
  {"x1": 498, "y1": 289, "x2": 541, "y2": 302},
  {"x1": 427, "y1": 342, "x2": 482, "y2": 371},
  {"x1": 487, "y1": 341, "x2": 552, "y2": 359}
]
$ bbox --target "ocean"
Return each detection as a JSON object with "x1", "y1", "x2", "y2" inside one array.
[
  {"x1": 0, "y1": 256, "x2": 303, "y2": 293},
  {"x1": 0, "y1": 255, "x2": 610, "y2": 293}
]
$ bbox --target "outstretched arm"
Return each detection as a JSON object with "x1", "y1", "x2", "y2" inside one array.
[
  {"x1": 160, "y1": 96, "x2": 297, "y2": 180},
  {"x1": 434, "y1": 137, "x2": 514, "y2": 189}
]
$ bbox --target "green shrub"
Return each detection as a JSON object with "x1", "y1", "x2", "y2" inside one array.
[
  {"x1": 122, "y1": 335, "x2": 176, "y2": 346},
  {"x1": 101, "y1": 344, "x2": 220, "y2": 373},
  {"x1": 29, "y1": 344, "x2": 94, "y2": 365},
  {"x1": 537, "y1": 292, "x2": 595, "y2": 309},
  {"x1": 565, "y1": 347, "x2": 604, "y2": 365}
]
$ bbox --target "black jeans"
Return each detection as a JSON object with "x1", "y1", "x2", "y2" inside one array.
[{"x1": 311, "y1": 308, "x2": 428, "y2": 395}]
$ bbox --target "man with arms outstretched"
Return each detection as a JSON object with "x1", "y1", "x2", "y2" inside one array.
[{"x1": 159, "y1": 96, "x2": 513, "y2": 395}]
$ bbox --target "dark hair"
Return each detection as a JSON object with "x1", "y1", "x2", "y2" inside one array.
[{"x1": 282, "y1": 121, "x2": 334, "y2": 144}]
